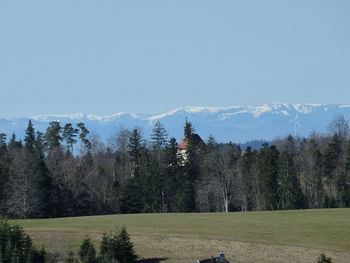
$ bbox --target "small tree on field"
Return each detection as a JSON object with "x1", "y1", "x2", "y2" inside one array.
[
  {"x1": 99, "y1": 226, "x2": 136, "y2": 263},
  {"x1": 79, "y1": 237, "x2": 97, "y2": 263},
  {"x1": 99, "y1": 233, "x2": 119, "y2": 263},
  {"x1": 115, "y1": 226, "x2": 137, "y2": 263}
]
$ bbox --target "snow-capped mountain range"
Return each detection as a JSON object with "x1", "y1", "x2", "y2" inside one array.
[{"x1": 1, "y1": 103, "x2": 350, "y2": 143}]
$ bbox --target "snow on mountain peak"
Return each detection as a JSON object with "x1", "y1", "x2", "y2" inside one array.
[
  {"x1": 146, "y1": 106, "x2": 242, "y2": 122},
  {"x1": 29, "y1": 103, "x2": 335, "y2": 124},
  {"x1": 32, "y1": 113, "x2": 86, "y2": 122},
  {"x1": 87, "y1": 112, "x2": 140, "y2": 122},
  {"x1": 31, "y1": 112, "x2": 141, "y2": 123},
  {"x1": 292, "y1": 104, "x2": 317, "y2": 114}
]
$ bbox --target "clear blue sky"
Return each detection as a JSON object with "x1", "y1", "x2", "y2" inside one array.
[{"x1": 1, "y1": 1, "x2": 350, "y2": 118}]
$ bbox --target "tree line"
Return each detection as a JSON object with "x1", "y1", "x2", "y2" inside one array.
[{"x1": 0, "y1": 116, "x2": 350, "y2": 218}]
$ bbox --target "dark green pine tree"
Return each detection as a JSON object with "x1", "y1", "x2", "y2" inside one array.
[
  {"x1": 99, "y1": 233, "x2": 116, "y2": 263},
  {"x1": 240, "y1": 146, "x2": 257, "y2": 211},
  {"x1": 24, "y1": 120, "x2": 36, "y2": 151},
  {"x1": 77, "y1": 122, "x2": 91, "y2": 155},
  {"x1": 128, "y1": 128, "x2": 142, "y2": 164},
  {"x1": 278, "y1": 150, "x2": 303, "y2": 210},
  {"x1": 184, "y1": 119, "x2": 193, "y2": 139},
  {"x1": 259, "y1": 144, "x2": 280, "y2": 210},
  {"x1": 323, "y1": 134, "x2": 342, "y2": 207},
  {"x1": 119, "y1": 128, "x2": 144, "y2": 213},
  {"x1": 115, "y1": 227, "x2": 137, "y2": 263},
  {"x1": 79, "y1": 237, "x2": 97, "y2": 263},
  {"x1": 149, "y1": 121, "x2": 169, "y2": 212},
  {"x1": 23, "y1": 120, "x2": 42, "y2": 217},
  {"x1": 34, "y1": 132, "x2": 54, "y2": 217},
  {"x1": 22, "y1": 121, "x2": 53, "y2": 218},
  {"x1": 119, "y1": 175, "x2": 144, "y2": 214},
  {"x1": 163, "y1": 137, "x2": 179, "y2": 212},
  {"x1": 137, "y1": 148, "x2": 153, "y2": 212},
  {"x1": 165, "y1": 138, "x2": 178, "y2": 167},
  {"x1": 44, "y1": 121, "x2": 63, "y2": 150},
  {"x1": 206, "y1": 135, "x2": 218, "y2": 152},
  {"x1": 304, "y1": 138, "x2": 324, "y2": 208},
  {"x1": 74, "y1": 153, "x2": 95, "y2": 216},
  {"x1": 63, "y1": 123, "x2": 79, "y2": 153},
  {"x1": 324, "y1": 134, "x2": 341, "y2": 177},
  {"x1": 77, "y1": 122, "x2": 92, "y2": 153},
  {"x1": 151, "y1": 121, "x2": 168, "y2": 149}
]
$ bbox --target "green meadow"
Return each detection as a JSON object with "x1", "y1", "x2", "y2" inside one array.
[{"x1": 11, "y1": 208, "x2": 350, "y2": 263}]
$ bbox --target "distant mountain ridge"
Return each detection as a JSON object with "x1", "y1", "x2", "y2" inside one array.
[{"x1": 1, "y1": 103, "x2": 350, "y2": 143}]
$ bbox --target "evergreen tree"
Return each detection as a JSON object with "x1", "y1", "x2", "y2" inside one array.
[
  {"x1": 163, "y1": 138, "x2": 179, "y2": 212},
  {"x1": 184, "y1": 119, "x2": 194, "y2": 139},
  {"x1": 115, "y1": 227, "x2": 137, "y2": 263},
  {"x1": 119, "y1": 177, "x2": 144, "y2": 214},
  {"x1": 128, "y1": 128, "x2": 142, "y2": 163},
  {"x1": 278, "y1": 150, "x2": 303, "y2": 210},
  {"x1": 24, "y1": 120, "x2": 35, "y2": 151},
  {"x1": 300, "y1": 137, "x2": 324, "y2": 209},
  {"x1": 323, "y1": 134, "x2": 342, "y2": 207},
  {"x1": 206, "y1": 135, "x2": 217, "y2": 152},
  {"x1": 149, "y1": 122, "x2": 169, "y2": 212},
  {"x1": 44, "y1": 121, "x2": 62, "y2": 149},
  {"x1": 74, "y1": 154, "x2": 95, "y2": 216},
  {"x1": 63, "y1": 123, "x2": 79, "y2": 153},
  {"x1": 140, "y1": 148, "x2": 162, "y2": 212},
  {"x1": 21, "y1": 122, "x2": 52, "y2": 217},
  {"x1": 259, "y1": 145, "x2": 280, "y2": 210},
  {"x1": 79, "y1": 237, "x2": 97, "y2": 263},
  {"x1": 119, "y1": 128, "x2": 145, "y2": 213},
  {"x1": 98, "y1": 228, "x2": 136, "y2": 263},
  {"x1": 240, "y1": 146, "x2": 256, "y2": 211},
  {"x1": 164, "y1": 138, "x2": 178, "y2": 168},
  {"x1": 0, "y1": 221, "x2": 46, "y2": 263},
  {"x1": 33, "y1": 131, "x2": 53, "y2": 217},
  {"x1": 99, "y1": 233, "x2": 115, "y2": 263},
  {"x1": 151, "y1": 121, "x2": 168, "y2": 149},
  {"x1": 77, "y1": 122, "x2": 91, "y2": 153}
]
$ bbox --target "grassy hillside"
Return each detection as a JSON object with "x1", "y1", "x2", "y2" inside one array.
[{"x1": 12, "y1": 208, "x2": 350, "y2": 263}]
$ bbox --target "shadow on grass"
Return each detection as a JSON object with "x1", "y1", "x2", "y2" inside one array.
[{"x1": 138, "y1": 258, "x2": 168, "y2": 263}]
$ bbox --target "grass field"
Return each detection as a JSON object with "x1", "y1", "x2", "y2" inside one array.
[{"x1": 11, "y1": 208, "x2": 350, "y2": 263}]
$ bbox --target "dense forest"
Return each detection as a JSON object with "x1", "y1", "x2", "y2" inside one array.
[{"x1": 0, "y1": 116, "x2": 350, "y2": 219}]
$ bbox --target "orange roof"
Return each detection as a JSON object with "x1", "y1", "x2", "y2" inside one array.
[{"x1": 178, "y1": 137, "x2": 189, "y2": 150}]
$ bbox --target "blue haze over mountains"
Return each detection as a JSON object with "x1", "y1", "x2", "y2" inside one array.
[{"x1": 1, "y1": 104, "x2": 350, "y2": 143}]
